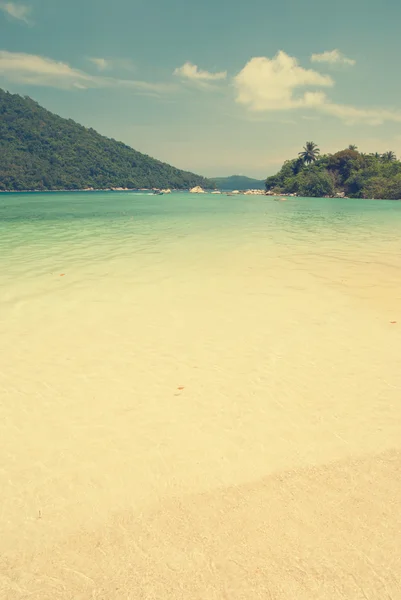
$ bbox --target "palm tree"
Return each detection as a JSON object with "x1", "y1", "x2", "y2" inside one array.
[
  {"x1": 382, "y1": 151, "x2": 397, "y2": 162},
  {"x1": 370, "y1": 152, "x2": 381, "y2": 159},
  {"x1": 348, "y1": 144, "x2": 358, "y2": 151},
  {"x1": 298, "y1": 141, "x2": 320, "y2": 165}
]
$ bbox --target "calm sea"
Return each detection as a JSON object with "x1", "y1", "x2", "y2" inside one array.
[{"x1": 1, "y1": 191, "x2": 401, "y2": 281}]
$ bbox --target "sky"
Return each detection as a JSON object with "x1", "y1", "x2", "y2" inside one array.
[{"x1": 1, "y1": 0, "x2": 401, "y2": 178}]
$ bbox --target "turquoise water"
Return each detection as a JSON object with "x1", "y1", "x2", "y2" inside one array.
[
  {"x1": 2, "y1": 190, "x2": 401, "y2": 228},
  {"x1": 1, "y1": 191, "x2": 401, "y2": 281}
]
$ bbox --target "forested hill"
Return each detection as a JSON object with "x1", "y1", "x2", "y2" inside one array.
[
  {"x1": 0, "y1": 88, "x2": 213, "y2": 191},
  {"x1": 212, "y1": 175, "x2": 265, "y2": 190},
  {"x1": 265, "y1": 143, "x2": 401, "y2": 199}
]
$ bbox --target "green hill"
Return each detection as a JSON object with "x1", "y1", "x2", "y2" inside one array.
[
  {"x1": 0, "y1": 88, "x2": 213, "y2": 191},
  {"x1": 212, "y1": 175, "x2": 265, "y2": 190}
]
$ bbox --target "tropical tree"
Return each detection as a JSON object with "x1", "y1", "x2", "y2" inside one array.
[
  {"x1": 348, "y1": 144, "x2": 358, "y2": 151},
  {"x1": 328, "y1": 149, "x2": 362, "y2": 180},
  {"x1": 370, "y1": 152, "x2": 381, "y2": 159},
  {"x1": 297, "y1": 170, "x2": 334, "y2": 197},
  {"x1": 298, "y1": 141, "x2": 320, "y2": 165},
  {"x1": 382, "y1": 151, "x2": 397, "y2": 162}
]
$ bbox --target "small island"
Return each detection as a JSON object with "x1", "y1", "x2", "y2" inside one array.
[{"x1": 265, "y1": 142, "x2": 401, "y2": 199}]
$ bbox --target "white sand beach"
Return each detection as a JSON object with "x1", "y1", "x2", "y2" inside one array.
[{"x1": 1, "y1": 193, "x2": 401, "y2": 599}]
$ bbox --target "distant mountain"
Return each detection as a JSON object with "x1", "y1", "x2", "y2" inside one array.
[
  {"x1": 212, "y1": 175, "x2": 265, "y2": 190},
  {"x1": 0, "y1": 88, "x2": 213, "y2": 191}
]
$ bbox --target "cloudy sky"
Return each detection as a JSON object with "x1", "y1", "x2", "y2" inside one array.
[{"x1": 1, "y1": 0, "x2": 401, "y2": 177}]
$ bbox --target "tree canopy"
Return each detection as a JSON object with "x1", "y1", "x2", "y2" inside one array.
[
  {"x1": 0, "y1": 88, "x2": 213, "y2": 191},
  {"x1": 266, "y1": 142, "x2": 401, "y2": 199},
  {"x1": 298, "y1": 141, "x2": 320, "y2": 165}
]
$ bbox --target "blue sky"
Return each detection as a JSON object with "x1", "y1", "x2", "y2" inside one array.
[{"x1": 1, "y1": 0, "x2": 401, "y2": 178}]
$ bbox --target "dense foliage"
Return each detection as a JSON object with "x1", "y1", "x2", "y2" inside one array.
[
  {"x1": 0, "y1": 88, "x2": 213, "y2": 191},
  {"x1": 213, "y1": 175, "x2": 265, "y2": 190},
  {"x1": 266, "y1": 144, "x2": 401, "y2": 199}
]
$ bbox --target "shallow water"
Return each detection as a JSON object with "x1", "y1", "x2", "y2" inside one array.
[{"x1": 1, "y1": 192, "x2": 401, "y2": 598}]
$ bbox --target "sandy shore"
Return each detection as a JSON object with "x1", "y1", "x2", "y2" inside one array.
[
  {"x1": 1, "y1": 450, "x2": 400, "y2": 599},
  {"x1": 1, "y1": 196, "x2": 401, "y2": 598}
]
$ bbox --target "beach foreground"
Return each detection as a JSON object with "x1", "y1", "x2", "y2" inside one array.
[{"x1": 1, "y1": 193, "x2": 401, "y2": 599}]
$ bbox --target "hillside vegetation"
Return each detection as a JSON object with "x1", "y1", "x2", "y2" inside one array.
[
  {"x1": 266, "y1": 142, "x2": 401, "y2": 199},
  {"x1": 213, "y1": 175, "x2": 265, "y2": 190},
  {"x1": 0, "y1": 88, "x2": 212, "y2": 191}
]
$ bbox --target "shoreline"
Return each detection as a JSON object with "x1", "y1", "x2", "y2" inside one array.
[
  {"x1": 0, "y1": 188, "x2": 169, "y2": 194},
  {"x1": 0, "y1": 189, "x2": 399, "y2": 200}
]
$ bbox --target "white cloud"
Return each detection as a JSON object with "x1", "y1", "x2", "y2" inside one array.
[
  {"x1": 0, "y1": 1, "x2": 31, "y2": 23},
  {"x1": 88, "y1": 57, "x2": 110, "y2": 71},
  {"x1": 0, "y1": 51, "x2": 170, "y2": 94},
  {"x1": 0, "y1": 51, "x2": 92, "y2": 88},
  {"x1": 234, "y1": 51, "x2": 333, "y2": 111},
  {"x1": 319, "y1": 102, "x2": 401, "y2": 125},
  {"x1": 174, "y1": 61, "x2": 227, "y2": 82},
  {"x1": 234, "y1": 50, "x2": 401, "y2": 125},
  {"x1": 311, "y1": 49, "x2": 356, "y2": 66},
  {"x1": 88, "y1": 57, "x2": 136, "y2": 72}
]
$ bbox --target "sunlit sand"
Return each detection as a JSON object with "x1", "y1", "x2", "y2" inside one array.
[{"x1": 1, "y1": 193, "x2": 400, "y2": 599}]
